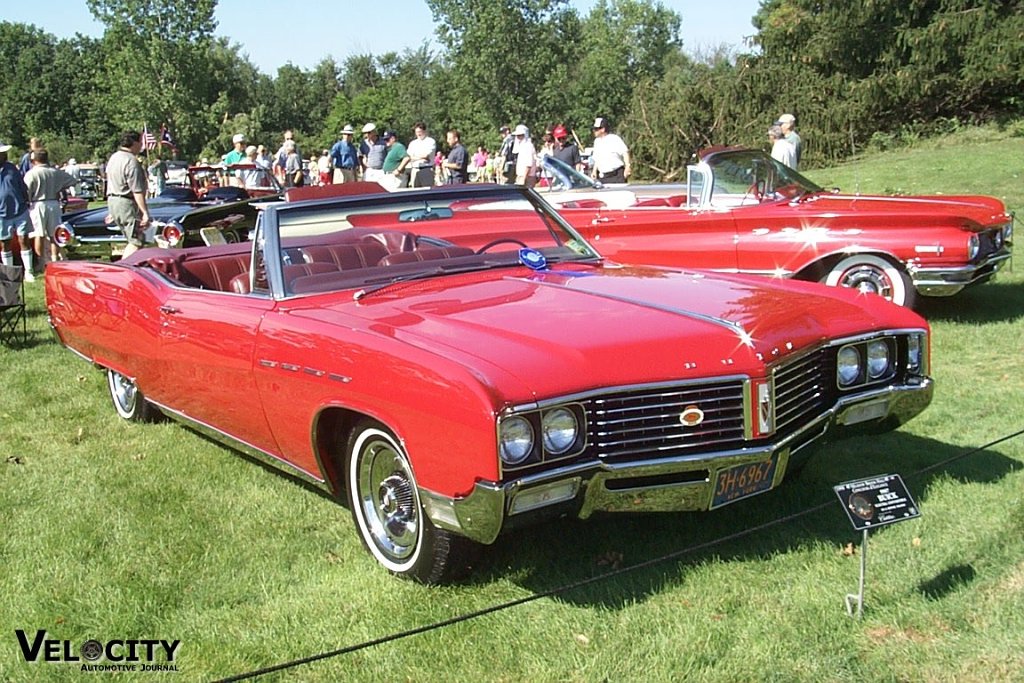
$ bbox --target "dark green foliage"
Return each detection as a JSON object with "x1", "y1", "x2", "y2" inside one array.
[{"x1": 0, "y1": 0, "x2": 1020, "y2": 174}]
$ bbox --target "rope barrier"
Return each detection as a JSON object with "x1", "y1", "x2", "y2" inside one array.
[{"x1": 215, "y1": 426, "x2": 1024, "y2": 682}]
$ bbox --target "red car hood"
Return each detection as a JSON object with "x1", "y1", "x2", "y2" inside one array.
[
  {"x1": 290, "y1": 263, "x2": 924, "y2": 401},
  {"x1": 795, "y1": 193, "x2": 1009, "y2": 229}
]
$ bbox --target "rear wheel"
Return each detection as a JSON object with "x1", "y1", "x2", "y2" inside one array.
[
  {"x1": 822, "y1": 254, "x2": 916, "y2": 308},
  {"x1": 346, "y1": 420, "x2": 477, "y2": 583},
  {"x1": 106, "y1": 369, "x2": 161, "y2": 422}
]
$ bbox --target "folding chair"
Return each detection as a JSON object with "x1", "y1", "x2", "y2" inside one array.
[{"x1": 0, "y1": 264, "x2": 27, "y2": 346}]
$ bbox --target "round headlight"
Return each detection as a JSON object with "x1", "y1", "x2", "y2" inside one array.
[
  {"x1": 542, "y1": 407, "x2": 578, "y2": 455},
  {"x1": 993, "y1": 230, "x2": 1004, "y2": 250},
  {"x1": 1004, "y1": 222, "x2": 1013, "y2": 246},
  {"x1": 499, "y1": 416, "x2": 534, "y2": 465},
  {"x1": 866, "y1": 340, "x2": 891, "y2": 379},
  {"x1": 837, "y1": 346, "x2": 861, "y2": 386},
  {"x1": 967, "y1": 233, "x2": 980, "y2": 260}
]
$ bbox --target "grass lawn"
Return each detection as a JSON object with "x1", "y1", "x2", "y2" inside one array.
[{"x1": 2, "y1": 128, "x2": 1023, "y2": 681}]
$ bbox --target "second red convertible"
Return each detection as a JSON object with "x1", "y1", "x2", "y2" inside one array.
[
  {"x1": 540, "y1": 150, "x2": 1013, "y2": 307},
  {"x1": 47, "y1": 184, "x2": 933, "y2": 583}
]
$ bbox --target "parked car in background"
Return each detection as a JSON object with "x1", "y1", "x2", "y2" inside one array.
[
  {"x1": 56, "y1": 195, "x2": 265, "y2": 260},
  {"x1": 539, "y1": 151, "x2": 1013, "y2": 307},
  {"x1": 75, "y1": 163, "x2": 104, "y2": 201},
  {"x1": 47, "y1": 183, "x2": 933, "y2": 582},
  {"x1": 158, "y1": 163, "x2": 282, "y2": 202}
]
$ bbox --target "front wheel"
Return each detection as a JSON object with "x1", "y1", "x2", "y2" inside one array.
[
  {"x1": 106, "y1": 369, "x2": 161, "y2": 422},
  {"x1": 822, "y1": 255, "x2": 916, "y2": 308},
  {"x1": 346, "y1": 420, "x2": 477, "y2": 583}
]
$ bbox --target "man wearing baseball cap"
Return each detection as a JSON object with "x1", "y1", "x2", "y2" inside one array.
[
  {"x1": 359, "y1": 123, "x2": 387, "y2": 183},
  {"x1": 776, "y1": 113, "x2": 801, "y2": 168},
  {"x1": 551, "y1": 125, "x2": 582, "y2": 172},
  {"x1": 590, "y1": 117, "x2": 631, "y2": 184},
  {"x1": 224, "y1": 133, "x2": 247, "y2": 165}
]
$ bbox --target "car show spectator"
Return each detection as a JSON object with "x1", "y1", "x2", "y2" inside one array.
[
  {"x1": 403, "y1": 122, "x2": 437, "y2": 188},
  {"x1": 497, "y1": 125, "x2": 515, "y2": 184},
  {"x1": 590, "y1": 117, "x2": 631, "y2": 183},
  {"x1": 18, "y1": 137, "x2": 41, "y2": 177},
  {"x1": 223, "y1": 133, "x2": 247, "y2": 165},
  {"x1": 382, "y1": 131, "x2": 408, "y2": 189},
  {"x1": 148, "y1": 156, "x2": 168, "y2": 196},
  {"x1": 0, "y1": 141, "x2": 33, "y2": 277},
  {"x1": 105, "y1": 131, "x2": 150, "y2": 260},
  {"x1": 63, "y1": 158, "x2": 81, "y2": 196},
  {"x1": 255, "y1": 144, "x2": 273, "y2": 170},
  {"x1": 25, "y1": 149, "x2": 77, "y2": 266},
  {"x1": 360, "y1": 123, "x2": 387, "y2": 183},
  {"x1": 768, "y1": 125, "x2": 797, "y2": 168},
  {"x1": 552, "y1": 124, "x2": 582, "y2": 172},
  {"x1": 471, "y1": 146, "x2": 489, "y2": 182},
  {"x1": 274, "y1": 130, "x2": 299, "y2": 181},
  {"x1": 442, "y1": 129, "x2": 469, "y2": 185},
  {"x1": 317, "y1": 149, "x2": 332, "y2": 185},
  {"x1": 777, "y1": 113, "x2": 802, "y2": 169},
  {"x1": 283, "y1": 140, "x2": 303, "y2": 187},
  {"x1": 330, "y1": 125, "x2": 359, "y2": 184},
  {"x1": 511, "y1": 124, "x2": 537, "y2": 187}
]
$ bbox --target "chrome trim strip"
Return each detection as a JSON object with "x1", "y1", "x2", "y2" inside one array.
[
  {"x1": 520, "y1": 276, "x2": 751, "y2": 339},
  {"x1": 149, "y1": 401, "x2": 330, "y2": 491}
]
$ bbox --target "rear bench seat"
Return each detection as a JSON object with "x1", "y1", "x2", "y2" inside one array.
[{"x1": 179, "y1": 253, "x2": 251, "y2": 293}]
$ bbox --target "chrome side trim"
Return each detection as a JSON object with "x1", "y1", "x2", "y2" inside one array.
[
  {"x1": 149, "y1": 401, "x2": 331, "y2": 492},
  {"x1": 521, "y1": 276, "x2": 751, "y2": 340}
]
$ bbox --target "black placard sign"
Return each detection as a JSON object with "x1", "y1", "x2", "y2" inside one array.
[{"x1": 834, "y1": 474, "x2": 920, "y2": 531}]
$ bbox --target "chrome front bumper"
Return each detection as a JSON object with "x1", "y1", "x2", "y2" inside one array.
[
  {"x1": 911, "y1": 249, "x2": 1012, "y2": 297},
  {"x1": 420, "y1": 379, "x2": 933, "y2": 545}
]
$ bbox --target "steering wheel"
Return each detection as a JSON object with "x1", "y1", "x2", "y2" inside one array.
[{"x1": 476, "y1": 238, "x2": 529, "y2": 254}]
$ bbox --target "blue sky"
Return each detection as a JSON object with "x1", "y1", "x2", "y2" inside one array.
[{"x1": 5, "y1": 0, "x2": 763, "y2": 74}]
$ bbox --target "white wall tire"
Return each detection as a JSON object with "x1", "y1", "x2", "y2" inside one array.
[
  {"x1": 106, "y1": 369, "x2": 160, "y2": 422},
  {"x1": 823, "y1": 254, "x2": 916, "y2": 307},
  {"x1": 345, "y1": 420, "x2": 478, "y2": 583}
]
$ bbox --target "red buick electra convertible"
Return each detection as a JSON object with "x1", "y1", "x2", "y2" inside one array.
[
  {"x1": 540, "y1": 150, "x2": 1013, "y2": 308},
  {"x1": 47, "y1": 184, "x2": 933, "y2": 582}
]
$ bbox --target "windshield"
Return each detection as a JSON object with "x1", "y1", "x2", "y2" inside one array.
[
  {"x1": 261, "y1": 185, "x2": 600, "y2": 297},
  {"x1": 538, "y1": 156, "x2": 601, "y2": 191},
  {"x1": 704, "y1": 150, "x2": 823, "y2": 204}
]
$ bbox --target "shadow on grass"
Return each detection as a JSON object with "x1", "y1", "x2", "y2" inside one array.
[
  {"x1": 917, "y1": 563, "x2": 977, "y2": 600},
  {"x1": 472, "y1": 430, "x2": 1021, "y2": 606},
  {"x1": 916, "y1": 274, "x2": 1024, "y2": 323}
]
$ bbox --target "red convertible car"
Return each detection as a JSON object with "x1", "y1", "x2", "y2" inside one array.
[
  {"x1": 46, "y1": 184, "x2": 933, "y2": 583},
  {"x1": 540, "y1": 151, "x2": 1013, "y2": 307}
]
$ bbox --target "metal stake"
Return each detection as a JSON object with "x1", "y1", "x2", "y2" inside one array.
[{"x1": 845, "y1": 528, "x2": 869, "y2": 618}]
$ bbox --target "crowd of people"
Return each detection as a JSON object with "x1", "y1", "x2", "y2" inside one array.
[{"x1": 0, "y1": 112, "x2": 804, "y2": 280}]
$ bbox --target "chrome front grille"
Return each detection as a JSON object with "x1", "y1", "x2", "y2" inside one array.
[
  {"x1": 774, "y1": 348, "x2": 835, "y2": 435},
  {"x1": 584, "y1": 379, "x2": 747, "y2": 462},
  {"x1": 581, "y1": 350, "x2": 838, "y2": 464}
]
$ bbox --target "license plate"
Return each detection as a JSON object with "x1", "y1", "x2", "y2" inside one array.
[{"x1": 711, "y1": 452, "x2": 783, "y2": 509}]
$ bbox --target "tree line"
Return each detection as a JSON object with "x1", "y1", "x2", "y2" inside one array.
[{"x1": 1, "y1": 0, "x2": 1020, "y2": 179}]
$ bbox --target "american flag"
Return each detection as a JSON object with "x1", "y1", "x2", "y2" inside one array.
[
  {"x1": 159, "y1": 124, "x2": 177, "y2": 151},
  {"x1": 142, "y1": 125, "x2": 157, "y2": 150}
]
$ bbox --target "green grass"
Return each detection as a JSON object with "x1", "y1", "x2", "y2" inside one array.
[{"x1": 3, "y1": 127, "x2": 1024, "y2": 681}]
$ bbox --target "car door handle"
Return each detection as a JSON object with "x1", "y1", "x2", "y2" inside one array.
[
  {"x1": 159, "y1": 305, "x2": 180, "y2": 315},
  {"x1": 591, "y1": 216, "x2": 612, "y2": 224}
]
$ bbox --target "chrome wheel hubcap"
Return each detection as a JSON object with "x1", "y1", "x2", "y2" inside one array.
[{"x1": 358, "y1": 440, "x2": 419, "y2": 561}]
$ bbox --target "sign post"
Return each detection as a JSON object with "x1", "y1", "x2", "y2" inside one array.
[{"x1": 833, "y1": 473, "x2": 920, "y2": 618}]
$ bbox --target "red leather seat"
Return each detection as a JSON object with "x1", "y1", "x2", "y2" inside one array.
[
  {"x1": 377, "y1": 246, "x2": 475, "y2": 267},
  {"x1": 180, "y1": 254, "x2": 250, "y2": 291},
  {"x1": 300, "y1": 243, "x2": 389, "y2": 270}
]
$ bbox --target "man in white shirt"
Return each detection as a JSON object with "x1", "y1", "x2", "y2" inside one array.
[
  {"x1": 768, "y1": 126, "x2": 797, "y2": 169},
  {"x1": 510, "y1": 124, "x2": 537, "y2": 188},
  {"x1": 590, "y1": 117, "x2": 631, "y2": 184}
]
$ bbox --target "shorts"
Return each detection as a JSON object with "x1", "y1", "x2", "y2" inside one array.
[
  {"x1": 107, "y1": 195, "x2": 144, "y2": 246},
  {"x1": 0, "y1": 210, "x2": 31, "y2": 242},
  {"x1": 29, "y1": 200, "x2": 62, "y2": 239}
]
